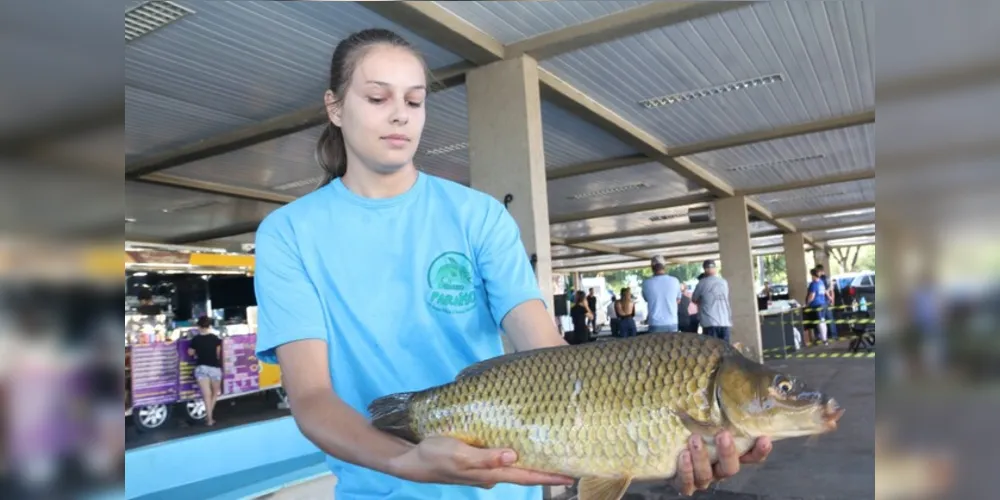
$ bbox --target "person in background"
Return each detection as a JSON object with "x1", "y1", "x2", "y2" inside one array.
[
  {"x1": 569, "y1": 291, "x2": 592, "y2": 345},
  {"x1": 586, "y1": 288, "x2": 598, "y2": 335},
  {"x1": 189, "y1": 316, "x2": 223, "y2": 426},
  {"x1": 615, "y1": 287, "x2": 638, "y2": 338},
  {"x1": 135, "y1": 291, "x2": 162, "y2": 316},
  {"x1": 813, "y1": 264, "x2": 838, "y2": 340},
  {"x1": 805, "y1": 268, "x2": 829, "y2": 346},
  {"x1": 641, "y1": 255, "x2": 682, "y2": 333},
  {"x1": 691, "y1": 260, "x2": 733, "y2": 343},
  {"x1": 606, "y1": 292, "x2": 620, "y2": 338},
  {"x1": 677, "y1": 282, "x2": 693, "y2": 333}
]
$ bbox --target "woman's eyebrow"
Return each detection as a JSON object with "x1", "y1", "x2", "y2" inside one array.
[{"x1": 365, "y1": 80, "x2": 426, "y2": 91}]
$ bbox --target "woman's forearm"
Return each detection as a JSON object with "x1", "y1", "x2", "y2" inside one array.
[{"x1": 291, "y1": 387, "x2": 414, "y2": 477}]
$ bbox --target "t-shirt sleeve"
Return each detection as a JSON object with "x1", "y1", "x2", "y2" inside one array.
[
  {"x1": 692, "y1": 282, "x2": 703, "y2": 303},
  {"x1": 474, "y1": 198, "x2": 544, "y2": 327},
  {"x1": 253, "y1": 214, "x2": 328, "y2": 364}
]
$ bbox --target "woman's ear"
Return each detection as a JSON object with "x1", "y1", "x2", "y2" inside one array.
[{"x1": 324, "y1": 90, "x2": 342, "y2": 127}]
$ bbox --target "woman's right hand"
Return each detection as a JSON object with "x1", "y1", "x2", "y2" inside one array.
[{"x1": 389, "y1": 436, "x2": 575, "y2": 489}]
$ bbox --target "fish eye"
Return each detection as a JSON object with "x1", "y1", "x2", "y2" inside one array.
[{"x1": 777, "y1": 380, "x2": 793, "y2": 394}]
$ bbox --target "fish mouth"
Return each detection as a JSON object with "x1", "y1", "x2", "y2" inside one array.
[{"x1": 820, "y1": 397, "x2": 845, "y2": 432}]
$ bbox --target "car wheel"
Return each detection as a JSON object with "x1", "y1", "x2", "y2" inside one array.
[
  {"x1": 133, "y1": 404, "x2": 172, "y2": 432},
  {"x1": 184, "y1": 399, "x2": 207, "y2": 423}
]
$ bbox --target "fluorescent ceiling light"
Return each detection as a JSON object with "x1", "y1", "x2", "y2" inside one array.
[
  {"x1": 727, "y1": 154, "x2": 825, "y2": 172},
  {"x1": 639, "y1": 74, "x2": 784, "y2": 109},
  {"x1": 823, "y1": 207, "x2": 875, "y2": 219},
  {"x1": 568, "y1": 182, "x2": 651, "y2": 200},
  {"x1": 825, "y1": 224, "x2": 875, "y2": 234},
  {"x1": 273, "y1": 176, "x2": 323, "y2": 192},
  {"x1": 424, "y1": 142, "x2": 468, "y2": 156},
  {"x1": 126, "y1": 1, "x2": 194, "y2": 42}
]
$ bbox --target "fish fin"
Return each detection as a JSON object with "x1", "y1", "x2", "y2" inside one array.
[
  {"x1": 367, "y1": 392, "x2": 420, "y2": 444},
  {"x1": 676, "y1": 410, "x2": 726, "y2": 438},
  {"x1": 578, "y1": 476, "x2": 632, "y2": 500}
]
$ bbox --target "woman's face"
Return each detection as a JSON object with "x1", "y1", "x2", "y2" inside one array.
[{"x1": 328, "y1": 45, "x2": 427, "y2": 175}]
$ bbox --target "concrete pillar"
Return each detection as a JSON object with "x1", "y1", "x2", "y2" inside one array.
[
  {"x1": 715, "y1": 196, "x2": 763, "y2": 361},
  {"x1": 814, "y1": 245, "x2": 832, "y2": 276},
  {"x1": 784, "y1": 233, "x2": 809, "y2": 304},
  {"x1": 466, "y1": 55, "x2": 553, "y2": 309}
]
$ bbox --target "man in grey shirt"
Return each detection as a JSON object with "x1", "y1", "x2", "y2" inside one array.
[
  {"x1": 641, "y1": 255, "x2": 682, "y2": 333},
  {"x1": 692, "y1": 259, "x2": 733, "y2": 343}
]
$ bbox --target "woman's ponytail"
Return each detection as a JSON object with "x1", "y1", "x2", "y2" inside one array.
[{"x1": 315, "y1": 122, "x2": 347, "y2": 189}]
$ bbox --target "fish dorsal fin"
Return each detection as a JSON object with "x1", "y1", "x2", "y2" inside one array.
[
  {"x1": 578, "y1": 476, "x2": 632, "y2": 500},
  {"x1": 455, "y1": 346, "x2": 561, "y2": 380}
]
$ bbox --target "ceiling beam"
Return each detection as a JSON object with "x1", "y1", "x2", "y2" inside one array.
[
  {"x1": 124, "y1": 63, "x2": 471, "y2": 180},
  {"x1": 738, "y1": 169, "x2": 876, "y2": 196},
  {"x1": 561, "y1": 221, "x2": 716, "y2": 245},
  {"x1": 772, "y1": 202, "x2": 876, "y2": 220},
  {"x1": 550, "y1": 193, "x2": 714, "y2": 225},
  {"x1": 505, "y1": 2, "x2": 752, "y2": 61},
  {"x1": 669, "y1": 110, "x2": 875, "y2": 157},
  {"x1": 549, "y1": 237, "x2": 649, "y2": 260},
  {"x1": 360, "y1": 2, "x2": 505, "y2": 65},
  {"x1": 545, "y1": 154, "x2": 648, "y2": 180},
  {"x1": 166, "y1": 221, "x2": 264, "y2": 245},
  {"x1": 134, "y1": 174, "x2": 296, "y2": 205}
]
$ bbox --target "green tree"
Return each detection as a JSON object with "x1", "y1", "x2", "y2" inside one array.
[{"x1": 829, "y1": 244, "x2": 875, "y2": 274}]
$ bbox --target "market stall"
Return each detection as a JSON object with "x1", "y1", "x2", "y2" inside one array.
[{"x1": 124, "y1": 242, "x2": 287, "y2": 432}]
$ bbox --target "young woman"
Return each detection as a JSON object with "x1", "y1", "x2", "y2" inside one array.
[
  {"x1": 615, "y1": 287, "x2": 638, "y2": 338},
  {"x1": 253, "y1": 28, "x2": 771, "y2": 499},
  {"x1": 188, "y1": 316, "x2": 222, "y2": 426},
  {"x1": 569, "y1": 290, "x2": 592, "y2": 345}
]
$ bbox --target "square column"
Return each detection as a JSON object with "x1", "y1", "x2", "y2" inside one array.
[
  {"x1": 466, "y1": 56, "x2": 552, "y2": 307},
  {"x1": 715, "y1": 196, "x2": 763, "y2": 361},
  {"x1": 814, "y1": 245, "x2": 832, "y2": 275},
  {"x1": 783, "y1": 233, "x2": 809, "y2": 304}
]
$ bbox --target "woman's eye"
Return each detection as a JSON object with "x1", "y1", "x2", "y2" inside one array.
[
  {"x1": 408, "y1": 101, "x2": 424, "y2": 108},
  {"x1": 367, "y1": 97, "x2": 385, "y2": 104}
]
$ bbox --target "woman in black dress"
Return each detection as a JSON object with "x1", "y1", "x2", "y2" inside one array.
[{"x1": 569, "y1": 290, "x2": 592, "y2": 345}]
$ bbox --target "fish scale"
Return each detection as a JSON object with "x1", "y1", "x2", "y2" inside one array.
[{"x1": 370, "y1": 332, "x2": 843, "y2": 500}]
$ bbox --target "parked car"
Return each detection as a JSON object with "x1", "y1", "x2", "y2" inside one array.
[{"x1": 834, "y1": 271, "x2": 875, "y2": 306}]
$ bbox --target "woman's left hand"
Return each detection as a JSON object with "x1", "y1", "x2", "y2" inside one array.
[{"x1": 671, "y1": 431, "x2": 772, "y2": 496}]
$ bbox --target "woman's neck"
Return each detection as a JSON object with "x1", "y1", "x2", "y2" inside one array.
[{"x1": 341, "y1": 163, "x2": 418, "y2": 199}]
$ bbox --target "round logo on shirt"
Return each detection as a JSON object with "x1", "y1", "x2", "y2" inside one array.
[{"x1": 426, "y1": 252, "x2": 477, "y2": 314}]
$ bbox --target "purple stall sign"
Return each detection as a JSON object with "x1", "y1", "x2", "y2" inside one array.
[
  {"x1": 177, "y1": 337, "x2": 200, "y2": 401},
  {"x1": 130, "y1": 342, "x2": 180, "y2": 406},
  {"x1": 223, "y1": 334, "x2": 260, "y2": 396}
]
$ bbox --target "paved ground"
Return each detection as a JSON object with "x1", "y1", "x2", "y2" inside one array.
[{"x1": 126, "y1": 392, "x2": 291, "y2": 450}]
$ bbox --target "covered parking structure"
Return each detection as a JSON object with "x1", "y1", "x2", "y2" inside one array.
[{"x1": 120, "y1": 0, "x2": 879, "y2": 360}]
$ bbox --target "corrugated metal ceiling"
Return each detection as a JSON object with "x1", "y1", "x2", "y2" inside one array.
[
  {"x1": 435, "y1": 1, "x2": 655, "y2": 44},
  {"x1": 539, "y1": 1, "x2": 874, "y2": 146}
]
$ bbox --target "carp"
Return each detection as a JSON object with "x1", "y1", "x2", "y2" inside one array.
[{"x1": 369, "y1": 333, "x2": 843, "y2": 500}]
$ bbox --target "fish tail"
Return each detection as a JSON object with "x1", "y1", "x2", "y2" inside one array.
[{"x1": 368, "y1": 391, "x2": 420, "y2": 444}]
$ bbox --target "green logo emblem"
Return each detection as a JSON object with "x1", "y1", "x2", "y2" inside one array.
[{"x1": 427, "y1": 252, "x2": 477, "y2": 314}]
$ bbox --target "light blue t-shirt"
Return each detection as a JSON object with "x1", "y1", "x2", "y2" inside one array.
[
  {"x1": 253, "y1": 172, "x2": 544, "y2": 500},
  {"x1": 641, "y1": 274, "x2": 682, "y2": 327}
]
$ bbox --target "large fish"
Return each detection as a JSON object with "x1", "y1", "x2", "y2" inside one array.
[{"x1": 369, "y1": 333, "x2": 844, "y2": 500}]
